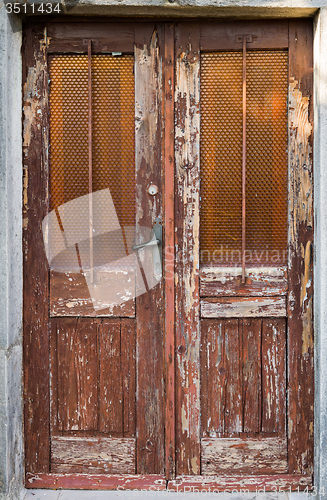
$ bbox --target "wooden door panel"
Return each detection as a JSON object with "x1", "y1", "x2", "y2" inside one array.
[
  {"x1": 201, "y1": 318, "x2": 286, "y2": 438},
  {"x1": 51, "y1": 317, "x2": 136, "y2": 436}
]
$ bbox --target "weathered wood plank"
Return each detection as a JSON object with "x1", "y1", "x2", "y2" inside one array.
[
  {"x1": 50, "y1": 271, "x2": 135, "y2": 317},
  {"x1": 26, "y1": 473, "x2": 167, "y2": 490},
  {"x1": 201, "y1": 297, "x2": 286, "y2": 318},
  {"x1": 47, "y1": 22, "x2": 135, "y2": 53},
  {"x1": 99, "y1": 320, "x2": 123, "y2": 433},
  {"x1": 164, "y1": 22, "x2": 175, "y2": 480},
  {"x1": 121, "y1": 319, "x2": 136, "y2": 437},
  {"x1": 242, "y1": 319, "x2": 262, "y2": 433},
  {"x1": 288, "y1": 19, "x2": 314, "y2": 475},
  {"x1": 135, "y1": 23, "x2": 165, "y2": 474},
  {"x1": 23, "y1": 25, "x2": 50, "y2": 473},
  {"x1": 175, "y1": 22, "x2": 201, "y2": 475},
  {"x1": 262, "y1": 319, "x2": 286, "y2": 434},
  {"x1": 200, "y1": 267, "x2": 288, "y2": 297},
  {"x1": 51, "y1": 437, "x2": 135, "y2": 474},
  {"x1": 200, "y1": 20, "x2": 289, "y2": 51},
  {"x1": 56, "y1": 318, "x2": 98, "y2": 431},
  {"x1": 202, "y1": 438, "x2": 287, "y2": 475}
]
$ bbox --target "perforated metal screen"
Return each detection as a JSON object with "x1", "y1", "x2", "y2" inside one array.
[
  {"x1": 200, "y1": 51, "x2": 288, "y2": 267},
  {"x1": 49, "y1": 55, "x2": 135, "y2": 276}
]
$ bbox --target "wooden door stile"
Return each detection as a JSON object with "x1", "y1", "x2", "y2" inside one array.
[
  {"x1": 164, "y1": 22, "x2": 176, "y2": 480},
  {"x1": 135, "y1": 23, "x2": 165, "y2": 475},
  {"x1": 23, "y1": 24, "x2": 50, "y2": 473},
  {"x1": 287, "y1": 19, "x2": 314, "y2": 476},
  {"x1": 175, "y1": 22, "x2": 201, "y2": 476}
]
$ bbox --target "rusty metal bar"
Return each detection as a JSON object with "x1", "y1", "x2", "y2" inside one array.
[
  {"x1": 242, "y1": 36, "x2": 246, "y2": 284},
  {"x1": 88, "y1": 40, "x2": 94, "y2": 283}
]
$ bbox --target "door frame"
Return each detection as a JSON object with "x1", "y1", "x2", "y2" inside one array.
[{"x1": 23, "y1": 18, "x2": 314, "y2": 492}]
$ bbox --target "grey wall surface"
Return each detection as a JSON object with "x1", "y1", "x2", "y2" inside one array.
[
  {"x1": 0, "y1": 5, "x2": 23, "y2": 500},
  {"x1": 0, "y1": 1, "x2": 327, "y2": 500}
]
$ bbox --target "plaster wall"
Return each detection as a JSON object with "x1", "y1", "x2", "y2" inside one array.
[{"x1": 0, "y1": 2, "x2": 326, "y2": 499}]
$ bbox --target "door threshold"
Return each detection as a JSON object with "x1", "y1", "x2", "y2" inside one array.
[{"x1": 23, "y1": 489, "x2": 311, "y2": 499}]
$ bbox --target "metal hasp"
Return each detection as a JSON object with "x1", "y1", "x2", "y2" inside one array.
[
  {"x1": 242, "y1": 35, "x2": 247, "y2": 284},
  {"x1": 132, "y1": 217, "x2": 162, "y2": 279}
]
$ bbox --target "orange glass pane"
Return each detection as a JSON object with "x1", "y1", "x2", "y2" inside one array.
[{"x1": 200, "y1": 51, "x2": 288, "y2": 267}]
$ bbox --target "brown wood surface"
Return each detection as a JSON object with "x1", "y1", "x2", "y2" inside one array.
[
  {"x1": 56, "y1": 318, "x2": 98, "y2": 431},
  {"x1": 201, "y1": 319, "x2": 287, "y2": 440},
  {"x1": 242, "y1": 319, "x2": 262, "y2": 433},
  {"x1": 99, "y1": 320, "x2": 123, "y2": 433},
  {"x1": 47, "y1": 22, "x2": 135, "y2": 53},
  {"x1": 288, "y1": 19, "x2": 314, "y2": 475},
  {"x1": 50, "y1": 271, "x2": 135, "y2": 317},
  {"x1": 201, "y1": 297, "x2": 286, "y2": 318},
  {"x1": 201, "y1": 437, "x2": 287, "y2": 475},
  {"x1": 51, "y1": 437, "x2": 135, "y2": 474},
  {"x1": 121, "y1": 319, "x2": 136, "y2": 437},
  {"x1": 175, "y1": 22, "x2": 201, "y2": 476},
  {"x1": 262, "y1": 319, "x2": 286, "y2": 435},
  {"x1": 26, "y1": 472, "x2": 311, "y2": 491},
  {"x1": 200, "y1": 267, "x2": 288, "y2": 297},
  {"x1": 200, "y1": 20, "x2": 289, "y2": 51},
  {"x1": 23, "y1": 25, "x2": 50, "y2": 473},
  {"x1": 164, "y1": 22, "x2": 175, "y2": 481},
  {"x1": 135, "y1": 23, "x2": 165, "y2": 475}
]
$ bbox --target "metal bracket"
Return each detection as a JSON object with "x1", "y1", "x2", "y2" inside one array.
[{"x1": 236, "y1": 35, "x2": 253, "y2": 44}]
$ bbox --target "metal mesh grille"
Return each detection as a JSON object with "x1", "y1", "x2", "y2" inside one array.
[
  {"x1": 49, "y1": 55, "x2": 135, "y2": 274},
  {"x1": 200, "y1": 51, "x2": 288, "y2": 267}
]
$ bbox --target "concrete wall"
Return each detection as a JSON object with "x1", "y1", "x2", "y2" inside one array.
[{"x1": 0, "y1": 2, "x2": 327, "y2": 499}]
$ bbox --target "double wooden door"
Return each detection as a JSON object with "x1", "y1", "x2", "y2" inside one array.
[{"x1": 23, "y1": 19, "x2": 313, "y2": 491}]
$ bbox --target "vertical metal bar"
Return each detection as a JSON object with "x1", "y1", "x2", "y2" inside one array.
[
  {"x1": 88, "y1": 40, "x2": 94, "y2": 283},
  {"x1": 242, "y1": 36, "x2": 246, "y2": 284}
]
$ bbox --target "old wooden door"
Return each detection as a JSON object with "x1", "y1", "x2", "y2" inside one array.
[{"x1": 23, "y1": 19, "x2": 313, "y2": 492}]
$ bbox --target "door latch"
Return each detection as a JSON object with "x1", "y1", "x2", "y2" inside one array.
[{"x1": 132, "y1": 217, "x2": 162, "y2": 280}]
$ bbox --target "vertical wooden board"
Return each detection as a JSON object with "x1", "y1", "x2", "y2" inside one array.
[
  {"x1": 261, "y1": 319, "x2": 286, "y2": 435},
  {"x1": 135, "y1": 23, "x2": 165, "y2": 474},
  {"x1": 23, "y1": 25, "x2": 50, "y2": 472},
  {"x1": 57, "y1": 318, "x2": 98, "y2": 431},
  {"x1": 99, "y1": 320, "x2": 123, "y2": 434},
  {"x1": 242, "y1": 319, "x2": 262, "y2": 433},
  {"x1": 224, "y1": 319, "x2": 242, "y2": 434},
  {"x1": 201, "y1": 320, "x2": 225, "y2": 436},
  {"x1": 175, "y1": 22, "x2": 201, "y2": 475},
  {"x1": 163, "y1": 22, "x2": 176, "y2": 480},
  {"x1": 121, "y1": 318, "x2": 136, "y2": 437},
  {"x1": 288, "y1": 19, "x2": 314, "y2": 475}
]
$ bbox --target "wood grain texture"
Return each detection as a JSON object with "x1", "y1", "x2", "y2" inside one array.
[
  {"x1": 200, "y1": 267, "x2": 288, "y2": 297},
  {"x1": 201, "y1": 437, "x2": 287, "y2": 475},
  {"x1": 26, "y1": 473, "x2": 166, "y2": 490},
  {"x1": 51, "y1": 437, "x2": 135, "y2": 474},
  {"x1": 99, "y1": 320, "x2": 123, "y2": 433},
  {"x1": 288, "y1": 19, "x2": 314, "y2": 475},
  {"x1": 50, "y1": 271, "x2": 135, "y2": 317},
  {"x1": 121, "y1": 319, "x2": 136, "y2": 437},
  {"x1": 56, "y1": 318, "x2": 98, "y2": 431},
  {"x1": 163, "y1": 22, "x2": 175, "y2": 481},
  {"x1": 200, "y1": 20, "x2": 289, "y2": 51},
  {"x1": 201, "y1": 297, "x2": 286, "y2": 318},
  {"x1": 175, "y1": 22, "x2": 201, "y2": 476},
  {"x1": 242, "y1": 319, "x2": 262, "y2": 433},
  {"x1": 262, "y1": 319, "x2": 286, "y2": 434},
  {"x1": 201, "y1": 319, "x2": 287, "y2": 440},
  {"x1": 47, "y1": 22, "x2": 135, "y2": 53},
  {"x1": 135, "y1": 23, "x2": 165, "y2": 474},
  {"x1": 23, "y1": 25, "x2": 50, "y2": 473}
]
